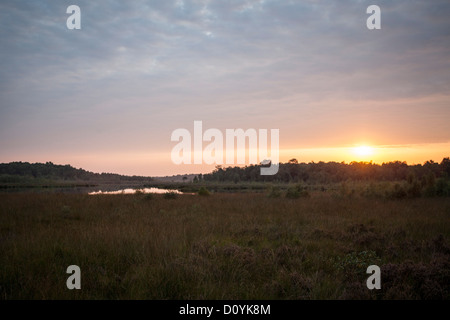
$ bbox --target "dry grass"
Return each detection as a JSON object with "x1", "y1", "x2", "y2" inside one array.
[{"x1": 0, "y1": 192, "x2": 449, "y2": 299}]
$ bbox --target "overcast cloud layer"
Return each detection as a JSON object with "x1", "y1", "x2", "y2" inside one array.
[{"x1": 1, "y1": 0, "x2": 449, "y2": 174}]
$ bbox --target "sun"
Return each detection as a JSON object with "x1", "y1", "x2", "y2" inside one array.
[{"x1": 353, "y1": 145, "x2": 374, "y2": 157}]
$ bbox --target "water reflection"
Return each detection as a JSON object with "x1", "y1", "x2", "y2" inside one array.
[{"x1": 88, "y1": 188, "x2": 183, "y2": 195}]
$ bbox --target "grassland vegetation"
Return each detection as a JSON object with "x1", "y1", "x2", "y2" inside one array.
[{"x1": 0, "y1": 192, "x2": 448, "y2": 299}]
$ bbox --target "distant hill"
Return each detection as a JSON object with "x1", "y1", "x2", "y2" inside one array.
[{"x1": 0, "y1": 161, "x2": 154, "y2": 185}]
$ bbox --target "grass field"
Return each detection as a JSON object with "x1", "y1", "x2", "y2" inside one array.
[{"x1": 0, "y1": 192, "x2": 449, "y2": 299}]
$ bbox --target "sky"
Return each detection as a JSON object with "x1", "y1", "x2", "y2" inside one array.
[{"x1": 0, "y1": 0, "x2": 449, "y2": 176}]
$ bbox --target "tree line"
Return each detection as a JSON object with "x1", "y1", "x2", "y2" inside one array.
[
  {"x1": 198, "y1": 158, "x2": 450, "y2": 184},
  {"x1": 0, "y1": 161, "x2": 153, "y2": 183}
]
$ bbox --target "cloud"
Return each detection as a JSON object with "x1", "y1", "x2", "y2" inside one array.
[{"x1": 0, "y1": 0, "x2": 449, "y2": 173}]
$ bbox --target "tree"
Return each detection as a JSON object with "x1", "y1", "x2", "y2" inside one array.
[{"x1": 441, "y1": 157, "x2": 450, "y2": 177}]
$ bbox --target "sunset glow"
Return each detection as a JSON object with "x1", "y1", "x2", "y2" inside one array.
[
  {"x1": 0, "y1": 1, "x2": 448, "y2": 176},
  {"x1": 2, "y1": 1, "x2": 450, "y2": 304},
  {"x1": 353, "y1": 145, "x2": 374, "y2": 157}
]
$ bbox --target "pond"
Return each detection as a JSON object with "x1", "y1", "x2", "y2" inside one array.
[
  {"x1": 0, "y1": 186, "x2": 188, "y2": 195},
  {"x1": 88, "y1": 187, "x2": 184, "y2": 195}
]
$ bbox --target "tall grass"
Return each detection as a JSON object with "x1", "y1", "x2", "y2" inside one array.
[{"x1": 0, "y1": 192, "x2": 448, "y2": 299}]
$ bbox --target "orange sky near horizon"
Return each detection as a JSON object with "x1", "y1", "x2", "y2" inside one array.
[
  {"x1": 2, "y1": 142, "x2": 448, "y2": 177},
  {"x1": 1, "y1": 2, "x2": 449, "y2": 177}
]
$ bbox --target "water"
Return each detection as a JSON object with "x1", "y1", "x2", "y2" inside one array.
[
  {"x1": 0, "y1": 186, "x2": 187, "y2": 195},
  {"x1": 88, "y1": 187, "x2": 184, "y2": 195}
]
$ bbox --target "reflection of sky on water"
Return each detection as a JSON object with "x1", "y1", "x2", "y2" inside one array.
[{"x1": 89, "y1": 188, "x2": 183, "y2": 195}]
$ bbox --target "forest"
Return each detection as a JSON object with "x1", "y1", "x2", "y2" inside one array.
[
  {"x1": 199, "y1": 158, "x2": 450, "y2": 184},
  {"x1": 0, "y1": 161, "x2": 153, "y2": 185},
  {"x1": 1, "y1": 159, "x2": 450, "y2": 197}
]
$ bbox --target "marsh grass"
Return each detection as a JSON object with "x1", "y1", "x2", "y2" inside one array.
[{"x1": 0, "y1": 192, "x2": 448, "y2": 299}]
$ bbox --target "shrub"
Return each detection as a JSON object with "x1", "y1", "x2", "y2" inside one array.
[
  {"x1": 435, "y1": 178, "x2": 450, "y2": 197},
  {"x1": 406, "y1": 179, "x2": 422, "y2": 198},
  {"x1": 335, "y1": 250, "x2": 381, "y2": 278},
  {"x1": 285, "y1": 187, "x2": 300, "y2": 199},
  {"x1": 299, "y1": 189, "x2": 310, "y2": 198},
  {"x1": 267, "y1": 186, "x2": 282, "y2": 198},
  {"x1": 387, "y1": 183, "x2": 407, "y2": 199},
  {"x1": 198, "y1": 187, "x2": 210, "y2": 196},
  {"x1": 285, "y1": 184, "x2": 310, "y2": 199},
  {"x1": 163, "y1": 191, "x2": 178, "y2": 199},
  {"x1": 144, "y1": 193, "x2": 154, "y2": 200},
  {"x1": 340, "y1": 181, "x2": 355, "y2": 198}
]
